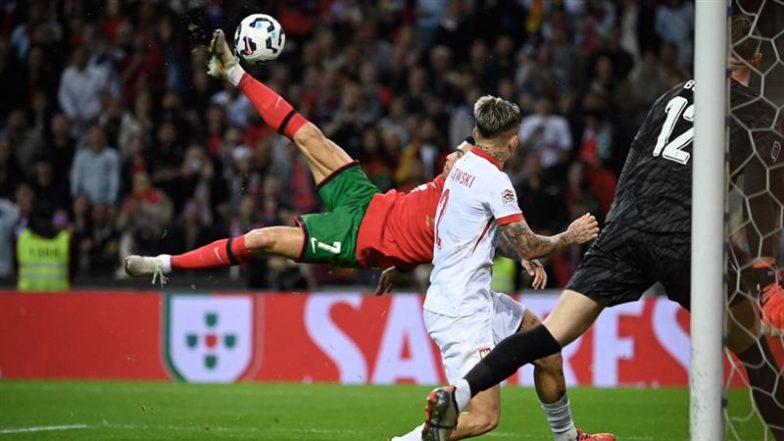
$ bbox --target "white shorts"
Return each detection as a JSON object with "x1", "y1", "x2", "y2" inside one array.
[{"x1": 423, "y1": 292, "x2": 525, "y2": 384}]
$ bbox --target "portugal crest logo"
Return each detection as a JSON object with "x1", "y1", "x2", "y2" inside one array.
[{"x1": 164, "y1": 294, "x2": 262, "y2": 383}]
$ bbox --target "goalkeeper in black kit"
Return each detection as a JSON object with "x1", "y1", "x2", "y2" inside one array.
[{"x1": 419, "y1": 16, "x2": 784, "y2": 441}]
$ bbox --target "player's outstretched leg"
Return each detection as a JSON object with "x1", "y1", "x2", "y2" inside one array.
[
  {"x1": 125, "y1": 226, "x2": 304, "y2": 283},
  {"x1": 417, "y1": 292, "x2": 604, "y2": 441},
  {"x1": 453, "y1": 291, "x2": 603, "y2": 410},
  {"x1": 726, "y1": 298, "x2": 784, "y2": 440},
  {"x1": 208, "y1": 29, "x2": 352, "y2": 185}
]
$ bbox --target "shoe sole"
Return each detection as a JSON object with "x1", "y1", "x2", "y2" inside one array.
[{"x1": 421, "y1": 387, "x2": 456, "y2": 441}]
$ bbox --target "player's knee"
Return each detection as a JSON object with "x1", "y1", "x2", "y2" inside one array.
[
  {"x1": 244, "y1": 228, "x2": 277, "y2": 251},
  {"x1": 533, "y1": 351, "x2": 563, "y2": 373}
]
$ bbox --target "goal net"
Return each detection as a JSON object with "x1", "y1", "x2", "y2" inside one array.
[{"x1": 724, "y1": 3, "x2": 784, "y2": 439}]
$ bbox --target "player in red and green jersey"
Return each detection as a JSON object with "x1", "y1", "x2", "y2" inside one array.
[
  {"x1": 124, "y1": 34, "x2": 451, "y2": 280},
  {"x1": 126, "y1": 30, "x2": 613, "y2": 441}
]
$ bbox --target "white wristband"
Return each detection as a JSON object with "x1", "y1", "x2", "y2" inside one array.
[{"x1": 227, "y1": 63, "x2": 246, "y2": 87}]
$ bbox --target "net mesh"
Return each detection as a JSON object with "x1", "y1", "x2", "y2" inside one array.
[{"x1": 724, "y1": 2, "x2": 784, "y2": 439}]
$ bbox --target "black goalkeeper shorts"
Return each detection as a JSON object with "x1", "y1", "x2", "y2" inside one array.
[{"x1": 567, "y1": 221, "x2": 694, "y2": 309}]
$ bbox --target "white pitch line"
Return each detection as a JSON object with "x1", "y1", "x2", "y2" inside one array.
[{"x1": 0, "y1": 424, "x2": 88, "y2": 435}]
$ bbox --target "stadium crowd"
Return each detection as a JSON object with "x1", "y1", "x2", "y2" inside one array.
[{"x1": 0, "y1": 0, "x2": 697, "y2": 289}]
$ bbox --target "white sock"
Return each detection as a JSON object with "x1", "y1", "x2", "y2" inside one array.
[
  {"x1": 158, "y1": 255, "x2": 172, "y2": 274},
  {"x1": 454, "y1": 379, "x2": 472, "y2": 411},
  {"x1": 392, "y1": 423, "x2": 424, "y2": 441},
  {"x1": 541, "y1": 393, "x2": 577, "y2": 441},
  {"x1": 227, "y1": 63, "x2": 246, "y2": 86}
]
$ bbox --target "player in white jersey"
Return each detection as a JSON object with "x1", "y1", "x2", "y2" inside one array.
[
  {"x1": 425, "y1": 146, "x2": 530, "y2": 318},
  {"x1": 394, "y1": 96, "x2": 603, "y2": 441}
]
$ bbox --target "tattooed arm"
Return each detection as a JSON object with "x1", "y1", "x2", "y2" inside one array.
[
  {"x1": 498, "y1": 214, "x2": 599, "y2": 260},
  {"x1": 495, "y1": 231, "x2": 526, "y2": 260}
]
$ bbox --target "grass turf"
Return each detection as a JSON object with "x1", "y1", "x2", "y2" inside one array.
[{"x1": 0, "y1": 381, "x2": 772, "y2": 440}]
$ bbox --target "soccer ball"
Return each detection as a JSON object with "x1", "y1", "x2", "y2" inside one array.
[{"x1": 234, "y1": 14, "x2": 286, "y2": 64}]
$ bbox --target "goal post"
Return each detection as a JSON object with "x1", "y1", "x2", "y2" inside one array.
[{"x1": 691, "y1": 1, "x2": 728, "y2": 440}]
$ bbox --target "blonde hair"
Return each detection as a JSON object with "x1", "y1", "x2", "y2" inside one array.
[{"x1": 474, "y1": 95, "x2": 522, "y2": 139}]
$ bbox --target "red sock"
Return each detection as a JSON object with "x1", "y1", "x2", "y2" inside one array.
[
  {"x1": 238, "y1": 74, "x2": 307, "y2": 139},
  {"x1": 171, "y1": 236, "x2": 252, "y2": 270}
]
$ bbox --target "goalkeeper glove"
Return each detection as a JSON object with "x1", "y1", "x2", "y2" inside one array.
[{"x1": 751, "y1": 259, "x2": 784, "y2": 336}]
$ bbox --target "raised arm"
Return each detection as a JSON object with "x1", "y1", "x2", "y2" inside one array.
[{"x1": 498, "y1": 214, "x2": 599, "y2": 260}]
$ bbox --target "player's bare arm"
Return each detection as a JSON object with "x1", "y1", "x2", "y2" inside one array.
[
  {"x1": 375, "y1": 266, "x2": 401, "y2": 295},
  {"x1": 494, "y1": 234, "x2": 548, "y2": 289},
  {"x1": 499, "y1": 214, "x2": 599, "y2": 261}
]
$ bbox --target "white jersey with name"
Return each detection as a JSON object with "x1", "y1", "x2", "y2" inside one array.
[{"x1": 424, "y1": 147, "x2": 524, "y2": 317}]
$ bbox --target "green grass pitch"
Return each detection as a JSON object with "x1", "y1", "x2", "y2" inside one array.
[{"x1": 0, "y1": 381, "x2": 772, "y2": 440}]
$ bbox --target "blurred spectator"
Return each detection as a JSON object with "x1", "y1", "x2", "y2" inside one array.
[
  {"x1": 57, "y1": 47, "x2": 111, "y2": 135},
  {"x1": 619, "y1": 0, "x2": 643, "y2": 58},
  {"x1": 24, "y1": 46, "x2": 60, "y2": 114},
  {"x1": 360, "y1": 125, "x2": 394, "y2": 191},
  {"x1": 225, "y1": 145, "x2": 264, "y2": 213},
  {"x1": 117, "y1": 171, "x2": 172, "y2": 258},
  {"x1": 514, "y1": 155, "x2": 569, "y2": 232},
  {"x1": 415, "y1": 0, "x2": 447, "y2": 46},
  {"x1": 98, "y1": 93, "x2": 125, "y2": 149},
  {"x1": 10, "y1": 2, "x2": 61, "y2": 62},
  {"x1": 587, "y1": 55, "x2": 634, "y2": 114},
  {"x1": 31, "y1": 155, "x2": 70, "y2": 212},
  {"x1": 0, "y1": 39, "x2": 24, "y2": 119},
  {"x1": 149, "y1": 122, "x2": 185, "y2": 210},
  {"x1": 0, "y1": 198, "x2": 20, "y2": 280},
  {"x1": 120, "y1": 134, "x2": 148, "y2": 197},
  {"x1": 119, "y1": 24, "x2": 165, "y2": 104},
  {"x1": 449, "y1": 88, "x2": 481, "y2": 149},
  {"x1": 515, "y1": 44, "x2": 563, "y2": 104},
  {"x1": 324, "y1": 82, "x2": 374, "y2": 156},
  {"x1": 70, "y1": 195, "x2": 91, "y2": 242},
  {"x1": 518, "y1": 97, "x2": 573, "y2": 170},
  {"x1": 565, "y1": 161, "x2": 613, "y2": 223},
  {"x1": 118, "y1": 91, "x2": 154, "y2": 158},
  {"x1": 211, "y1": 83, "x2": 252, "y2": 128},
  {"x1": 70, "y1": 124, "x2": 120, "y2": 204},
  {"x1": 45, "y1": 114, "x2": 76, "y2": 182},
  {"x1": 629, "y1": 51, "x2": 670, "y2": 111},
  {"x1": 655, "y1": 0, "x2": 694, "y2": 72},
  {"x1": 4, "y1": 109, "x2": 44, "y2": 175},
  {"x1": 177, "y1": 145, "x2": 222, "y2": 225},
  {"x1": 13, "y1": 182, "x2": 35, "y2": 236},
  {"x1": 16, "y1": 203, "x2": 70, "y2": 292},
  {"x1": 396, "y1": 118, "x2": 441, "y2": 183},
  {"x1": 74, "y1": 203, "x2": 120, "y2": 275},
  {"x1": 0, "y1": 137, "x2": 23, "y2": 200},
  {"x1": 160, "y1": 200, "x2": 217, "y2": 257},
  {"x1": 590, "y1": 26, "x2": 635, "y2": 81},
  {"x1": 619, "y1": 0, "x2": 659, "y2": 57}
]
